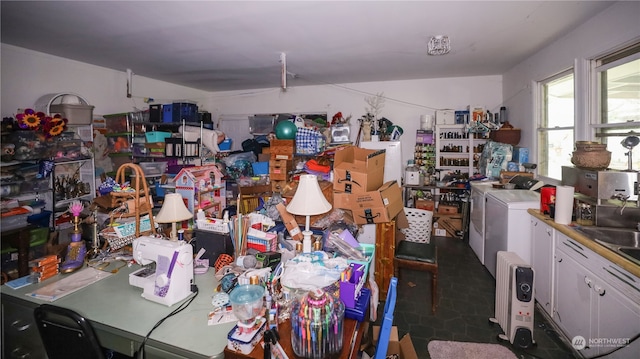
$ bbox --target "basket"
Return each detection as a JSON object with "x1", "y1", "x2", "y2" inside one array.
[
  {"x1": 196, "y1": 218, "x2": 230, "y2": 234},
  {"x1": 489, "y1": 122, "x2": 521, "y2": 146},
  {"x1": 101, "y1": 216, "x2": 152, "y2": 250},
  {"x1": 400, "y1": 207, "x2": 433, "y2": 243}
]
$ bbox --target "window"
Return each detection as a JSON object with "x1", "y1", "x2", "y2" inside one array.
[
  {"x1": 538, "y1": 71, "x2": 574, "y2": 180},
  {"x1": 593, "y1": 43, "x2": 640, "y2": 171}
]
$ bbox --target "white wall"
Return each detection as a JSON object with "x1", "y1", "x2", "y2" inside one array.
[
  {"x1": 1, "y1": 44, "x2": 211, "y2": 117},
  {"x1": 1, "y1": 42, "x2": 502, "y2": 167},
  {"x1": 503, "y1": 1, "x2": 640, "y2": 162},
  {"x1": 207, "y1": 76, "x2": 502, "y2": 165}
]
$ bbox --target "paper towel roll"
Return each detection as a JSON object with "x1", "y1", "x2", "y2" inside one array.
[{"x1": 554, "y1": 185, "x2": 575, "y2": 225}]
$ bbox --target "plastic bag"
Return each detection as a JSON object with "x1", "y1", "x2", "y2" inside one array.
[{"x1": 280, "y1": 255, "x2": 348, "y2": 291}]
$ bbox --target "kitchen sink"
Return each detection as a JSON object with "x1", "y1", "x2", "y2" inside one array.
[
  {"x1": 574, "y1": 226, "x2": 640, "y2": 265},
  {"x1": 619, "y1": 247, "x2": 640, "y2": 262},
  {"x1": 574, "y1": 226, "x2": 640, "y2": 248}
]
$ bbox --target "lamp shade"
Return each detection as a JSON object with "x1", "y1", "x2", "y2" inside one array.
[
  {"x1": 286, "y1": 174, "x2": 332, "y2": 216},
  {"x1": 155, "y1": 193, "x2": 193, "y2": 223}
]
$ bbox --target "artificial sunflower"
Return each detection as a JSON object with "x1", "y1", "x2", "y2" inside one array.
[
  {"x1": 16, "y1": 108, "x2": 44, "y2": 130},
  {"x1": 42, "y1": 114, "x2": 68, "y2": 138},
  {"x1": 47, "y1": 123, "x2": 66, "y2": 137}
]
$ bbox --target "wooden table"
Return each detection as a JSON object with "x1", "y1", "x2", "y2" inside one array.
[{"x1": 224, "y1": 316, "x2": 366, "y2": 359}]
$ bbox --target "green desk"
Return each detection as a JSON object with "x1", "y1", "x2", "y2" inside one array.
[{"x1": 1, "y1": 265, "x2": 235, "y2": 358}]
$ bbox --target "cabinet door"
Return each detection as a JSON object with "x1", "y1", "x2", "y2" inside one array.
[
  {"x1": 531, "y1": 217, "x2": 554, "y2": 316},
  {"x1": 554, "y1": 248, "x2": 598, "y2": 358},
  {"x1": 594, "y1": 275, "x2": 640, "y2": 358}
]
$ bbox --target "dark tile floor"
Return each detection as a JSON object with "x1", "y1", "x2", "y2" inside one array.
[{"x1": 376, "y1": 236, "x2": 578, "y2": 359}]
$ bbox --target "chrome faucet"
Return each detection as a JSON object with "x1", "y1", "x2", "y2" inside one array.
[{"x1": 611, "y1": 193, "x2": 630, "y2": 215}]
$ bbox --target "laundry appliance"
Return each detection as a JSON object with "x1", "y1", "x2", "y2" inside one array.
[
  {"x1": 484, "y1": 190, "x2": 540, "y2": 278},
  {"x1": 469, "y1": 181, "x2": 499, "y2": 265}
]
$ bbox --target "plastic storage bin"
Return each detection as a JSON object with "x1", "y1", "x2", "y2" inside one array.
[
  {"x1": 139, "y1": 162, "x2": 166, "y2": 176},
  {"x1": 50, "y1": 104, "x2": 94, "y2": 125},
  {"x1": 145, "y1": 131, "x2": 172, "y2": 143}
]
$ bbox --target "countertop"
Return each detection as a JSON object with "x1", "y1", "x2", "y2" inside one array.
[{"x1": 528, "y1": 209, "x2": 640, "y2": 278}]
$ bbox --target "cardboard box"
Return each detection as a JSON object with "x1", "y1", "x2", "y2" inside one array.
[
  {"x1": 333, "y1": 181, "x2": 402, "y2": 225},
  {"x1": 432, "y1": 213, "x2": 462, "y2": 238},
  {"x1": 333, "y1": 146, "x2": 385, "y2": 194},
  {"x1": 415, "y1": 130, "x2": 433, "y2": 144},
  {"x1": 269, "y1": 139, "x2": 295, "y2": 160},
  {"x1": 275, "y1": 203, "x2": 303, "y2": 241},
  {"x1": 370, "y1": 326, "x2": 418, "y2": 359},
  {"x1": 435, "y1": 109, "x2": 455, "y2": 125}
]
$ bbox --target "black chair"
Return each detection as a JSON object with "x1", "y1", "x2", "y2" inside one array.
[
  {"x1": 33, "y1": 304, "x2": 106, "y2": 359},
  {"x1": 394, "y1": 207, "x2": 439, "y2": 314}
]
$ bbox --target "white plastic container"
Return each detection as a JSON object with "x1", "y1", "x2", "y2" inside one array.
[{"x1": 34, "y1": 93, "x2": 94, "y2": 125}]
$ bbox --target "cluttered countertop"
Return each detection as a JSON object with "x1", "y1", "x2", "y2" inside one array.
[{"x1": 528, "y1": 209, "x2": 640, "y2": 278}]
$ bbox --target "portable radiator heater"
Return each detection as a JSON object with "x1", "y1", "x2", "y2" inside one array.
[{"x1": 489, "y1": 251, "x2": 535, "y2": 348}]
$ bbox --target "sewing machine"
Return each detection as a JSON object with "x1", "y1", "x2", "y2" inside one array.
[{"x1": 131, "y1": 236, "x2": 194, "y2": 306}]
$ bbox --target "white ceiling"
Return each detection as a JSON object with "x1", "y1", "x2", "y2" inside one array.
[{"x1": 1, "y1": 1, "x2": 615, "y2": 92}]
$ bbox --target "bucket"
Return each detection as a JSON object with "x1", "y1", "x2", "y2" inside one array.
[{"x1": 420, "y1": 114, "x2": 434, "y2": 130}]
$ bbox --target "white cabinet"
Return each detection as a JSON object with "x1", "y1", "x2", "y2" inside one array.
[
  {"x1": 434, "y1": 124, "x2": 486, "y2": 180},
  {"x1": 554, "y1": 233, "x2": 640, "y2": 358},
  {"x1": 530, "y1": 217, "x2": 554, "y2": 317},
  {"x1": 554, "y1": 239, "x2": 596, "y2": 357}
]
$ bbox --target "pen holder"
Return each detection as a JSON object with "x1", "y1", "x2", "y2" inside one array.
[{"x1": 291, "y1": 288, "x2": 345, "y2": 359}]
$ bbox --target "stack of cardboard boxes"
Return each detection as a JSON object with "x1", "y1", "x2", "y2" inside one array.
[{"x1": 332, "y1": 147, "x2": 403, "y2": 225}]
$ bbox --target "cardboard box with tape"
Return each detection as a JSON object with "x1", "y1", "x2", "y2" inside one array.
[
  {"x1": 333, "y1": 146, "x2": 385, "y2": 194},
  {"x1": 333, "y1": 181, "x2": 403, "y2": 225}
]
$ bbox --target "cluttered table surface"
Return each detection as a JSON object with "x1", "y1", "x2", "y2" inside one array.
[
  {"x1": 2, "y1": 256, "x2": 368, "y2": 359},
  {"x1": 1, "y1": 264, "x2": 236, "y2": 358}
]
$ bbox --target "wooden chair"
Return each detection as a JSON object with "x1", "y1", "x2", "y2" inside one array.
[{"x1": 393, "y1": 207, "x2": 438, "y2": 314}]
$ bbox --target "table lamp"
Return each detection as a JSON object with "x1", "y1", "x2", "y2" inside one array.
[
  {"x1": 286, "y1": 174, "x2": 332, "y2": 253},
  {"x1": 155, "y1": 193, "x2": 193, "y2": 241}
]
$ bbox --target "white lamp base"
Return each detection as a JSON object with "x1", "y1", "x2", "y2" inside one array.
[{"x1": 302, "y1": 230, "x2": 313, "y2": 253}]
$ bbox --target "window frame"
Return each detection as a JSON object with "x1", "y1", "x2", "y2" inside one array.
[{"x1": 536, "y1": 69, "x2": 575, "y2": 182}]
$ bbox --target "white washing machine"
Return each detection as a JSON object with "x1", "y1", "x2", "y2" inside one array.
[
  {"x1": 469, "y1": 181, "x2": 499, "y2": 265},
  {"x1": 484, "y1": 190, "x2": 540, "y2": 278}
]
